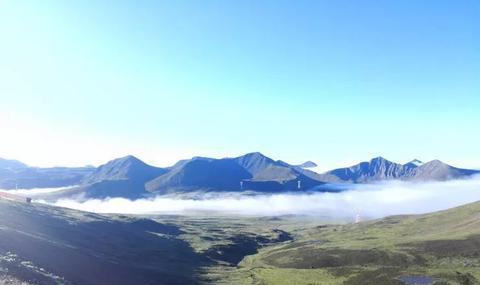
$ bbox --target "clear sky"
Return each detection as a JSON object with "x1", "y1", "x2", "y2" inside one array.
[{"x1": 0, "y1": 0, "x2": 478, "y2": 170}]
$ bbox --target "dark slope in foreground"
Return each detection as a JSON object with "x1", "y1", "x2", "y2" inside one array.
[{"x1": 0, "y1": 199, "x2": 204, "y2": 285}]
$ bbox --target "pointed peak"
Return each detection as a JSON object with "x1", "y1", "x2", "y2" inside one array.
[
  {"x1": 413, "y1": 159, "x2": 456, "y2": 172},
  {"x1": 100, "y1": 155, "x2": 149, "y2": 169},
  {"x1": 236, "y1": 152, "x2": 273, "y2": 162},
  {"x1": 122, "y1": 155, "x2": 139, "y2": 160},
  {"x1": 370, "y1": 156, "x2": 390, "y2": 163},
  {"x1": 406, "y1": 159, "x2": 423, "y2": 166},
  {"x1": 372, "y1": 156, "x2": 386, "y2": 160},
  {"x1": 112, "y1": 155, "x2": 143, "y2": 163},
  {"x1": 243, "y1": 152, "x2": 267, "y2": 158}
]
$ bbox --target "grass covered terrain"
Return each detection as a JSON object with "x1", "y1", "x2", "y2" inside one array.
[
  {"x1": 214, "y1": 201, "x2": 480, "y2": 285},
  {"x1": 0, "y1": 198, "x2": 332, "y2": 285},
  {"x1": 1, "y1": 198, "x2": 479, "y2": 285}
]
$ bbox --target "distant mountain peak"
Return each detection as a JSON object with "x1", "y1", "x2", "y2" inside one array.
[
  {"x1": 297, "y1": 161, "x2": 317, "y2": 168},
  {"x1": 322, "y1": 156, "x2": 479, "y2": 183},
  {"x1": 420, "y1": 159, "x2": 446, "y2": 167},
  {"x1": 82, "y1": 155, "x2": 165, "y2": 185},
  {"x1": 240, "y1": 152, "x2": 269, "y2": 159},
  {"x1": 370, "y1": 156, "x2": 390, "y2": 163},
  {"x1": 191, "y1": 156, "x2": 214, "y2": 161},
  {"x1": 235, "y1": 152, "x2": 274, "y2": 165},
  {"x1": 406, "y1": 159, "x2": 423, "y2": 167},
  {"x1": 114, "y1": 155, "x2": 143, "y2": 163}
]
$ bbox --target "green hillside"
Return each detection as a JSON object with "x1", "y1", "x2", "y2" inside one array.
[
  {"x1": 1, "y1": 196, "x2": 479, "y2": 285},
  {"x1": 218, "y1": 201, "x2": 480, "y2": 285}
]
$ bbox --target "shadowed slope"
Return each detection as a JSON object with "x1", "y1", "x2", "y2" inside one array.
[{"x1": 0, "y1": 199, "x2": 204, "y2": 285}]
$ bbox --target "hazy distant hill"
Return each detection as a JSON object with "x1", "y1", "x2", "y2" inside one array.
[
  {"x1": 0, "y1": 158, "x2": 28, "y2": 170},
  {"x1": 295, "y1": 161, "x2": 318, "y2": 168},
  {"x1": 409, "y1": 159, "x2": 479, "y2": 181},
  {"x1": 0, "y1": 158, "x2": 94, "y2": 190},
  {"x1": 319, "y1": 156, "x2": 478, "y2": 183}
]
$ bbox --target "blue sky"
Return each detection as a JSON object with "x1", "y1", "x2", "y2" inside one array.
[{"x1": 0, "y1": 0, "x2": 478, "y2": 170}]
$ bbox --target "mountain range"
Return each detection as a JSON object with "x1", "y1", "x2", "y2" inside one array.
[
  {"x1": 0, "y1": 154, "x2": 478, "y2": 199},
  {"x1": 318, "y1": 157, "x2": 478, "y2": 183}
]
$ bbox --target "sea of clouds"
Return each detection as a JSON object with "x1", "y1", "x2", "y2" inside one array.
[{"x1": 35, "y1": 176, "x2": 480, "y2": 220}]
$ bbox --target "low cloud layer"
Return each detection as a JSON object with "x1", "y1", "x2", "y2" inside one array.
[
  {"x1": 43, "y1": 176, "x2": 480, "y2": 220},
  {"x1": 0, "y1": 186, "x2": 76, "y2": 197}
]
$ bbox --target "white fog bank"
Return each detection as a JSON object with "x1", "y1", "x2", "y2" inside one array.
[{"x1": 44, "y1": 176, "x2": 480, "y2": 220}]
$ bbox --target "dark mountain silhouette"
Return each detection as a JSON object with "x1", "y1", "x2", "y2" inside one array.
[
  {"x1": 319, "y1": 157, "x2": 478, "y2": 183},
  {"x1": 234, "y1": 152, "x2": 298, "y2": 181},
  {"x1": 234, "y1": 152, "x2": 282, "y2": 177},
  {"x1": 145, "y1": 157, "x2": 251, "y2": 193},
  {"x1": 82, "y1": 155, "x2": 166, "y2": 184},
  {"x1": 234, "y1": 153, "x2": 323, "y2": 191},
  {"x1": 3, "y1": 154, "x2": 479, "y2": 199},
  {"x1": 146, "y1": 152, "x2": 324, "y2": 194},
  {"x1": 318, "y1": 157, "x2": 410, "y2": 183},
  {"x1": 57, "y1": 155, "x2": 167, "y2": 199}
]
